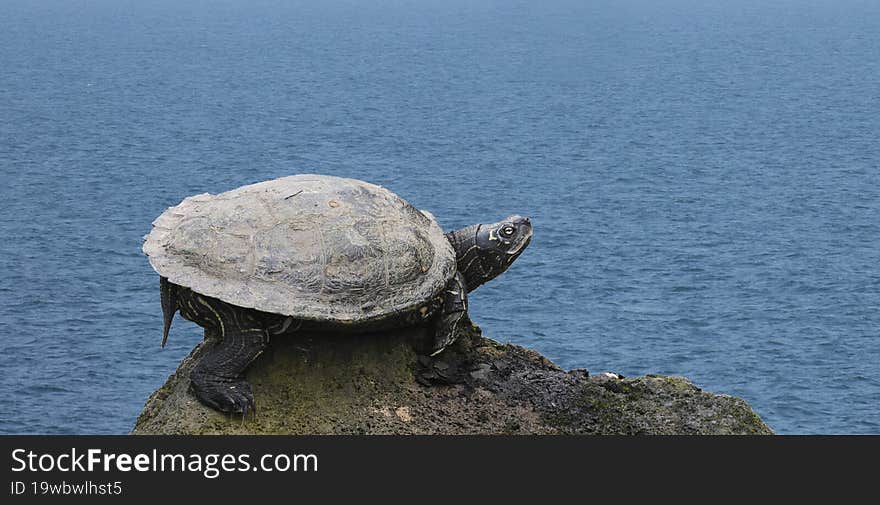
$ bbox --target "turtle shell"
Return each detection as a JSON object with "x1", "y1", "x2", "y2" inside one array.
[{"x1": 143, "y1": 174, "x2": 456, "y2": 323}]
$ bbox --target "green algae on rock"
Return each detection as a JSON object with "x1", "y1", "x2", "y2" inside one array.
[{"x1": 132, "y1": 325, "x2": 773, "y2": 435}]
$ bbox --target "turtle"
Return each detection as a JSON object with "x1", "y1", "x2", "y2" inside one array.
[{"x1": 143, "y1": 174, "x2": 532, "y2": 415}]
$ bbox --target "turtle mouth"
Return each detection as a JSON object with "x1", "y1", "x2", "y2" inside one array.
[{"x1": 507, "y1": 230, "x2": 532, "y2": 257}]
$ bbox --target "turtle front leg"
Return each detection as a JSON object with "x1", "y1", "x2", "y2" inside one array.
[
  {"x1": 177, "y1": 290, "x2": 268, "y2": 415},
  {"x1": 430, "y1": 272, "x2": 469, "y2": 356}
]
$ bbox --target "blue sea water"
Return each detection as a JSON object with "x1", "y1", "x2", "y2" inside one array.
[{"x1": 1, "y1": 0, "x2": 878, "y2": 434}]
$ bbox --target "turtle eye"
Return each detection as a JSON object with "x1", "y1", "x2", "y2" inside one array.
[{"x1": 500, "y1": 225, "x2": 515, "y2": 238}]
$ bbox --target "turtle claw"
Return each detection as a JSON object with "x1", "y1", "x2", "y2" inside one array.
[{"x1": 191, "y1": 374, "x2": 255, "y2": 416}]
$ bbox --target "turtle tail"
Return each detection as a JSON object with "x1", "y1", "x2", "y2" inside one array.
[{"x1": 159, "y1": 276, "x2": 178, "y2": 348}]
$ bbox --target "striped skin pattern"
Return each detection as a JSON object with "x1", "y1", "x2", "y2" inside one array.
[
  {"x1": 430, "y1": 272, "x2": 469, "y2": 356},
  {"x1": 446, "y1": 225, "x2": 488, "y2": 291}
]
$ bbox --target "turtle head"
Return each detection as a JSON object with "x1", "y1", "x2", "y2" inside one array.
[{"x1": 447, "y1": 215, "x2": 533, "y2": 292}]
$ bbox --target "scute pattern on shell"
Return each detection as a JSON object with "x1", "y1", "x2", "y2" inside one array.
[{"x1": 143, "y1": 175, "x2": 456, "y2": 323}]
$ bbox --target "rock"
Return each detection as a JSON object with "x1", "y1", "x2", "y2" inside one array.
[{"x1": 132, "y1": 324, "x2": 773, "y2": 435}]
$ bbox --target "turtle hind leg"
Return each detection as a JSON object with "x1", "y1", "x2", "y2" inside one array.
[
  {"x1": 190, "y1": 326, "x2": 267, "y2": 416},
  {"x1": 178, "y1": 290, "x2": 269, "y2": 416}
]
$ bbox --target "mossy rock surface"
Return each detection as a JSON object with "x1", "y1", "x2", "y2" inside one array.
[{"x1": 132, "y1": 325, "x2": 772, "y2": 435}]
